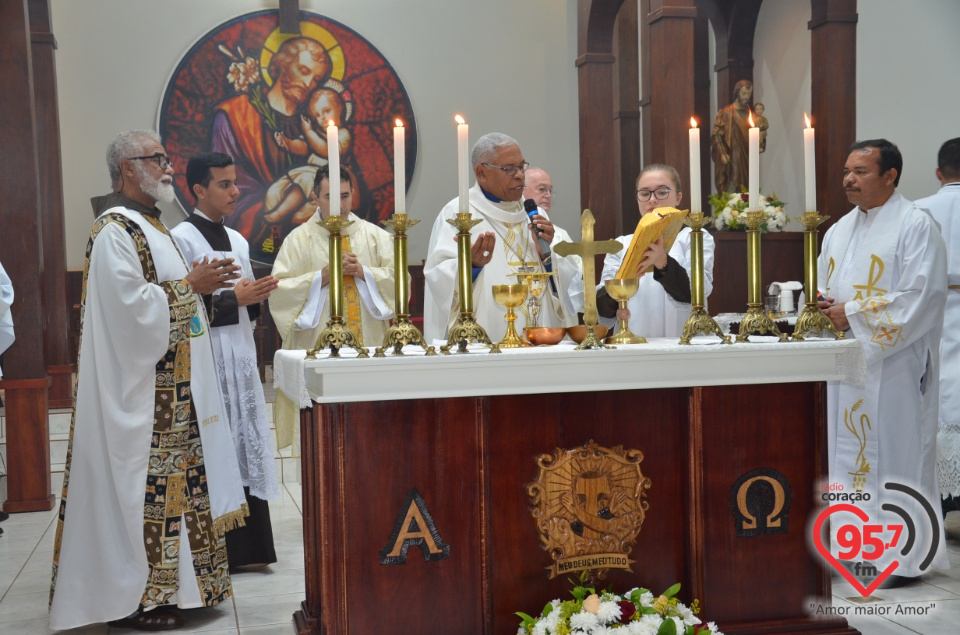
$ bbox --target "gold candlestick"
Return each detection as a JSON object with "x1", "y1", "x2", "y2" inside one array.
[
  {"x1": 736, "y1": 210, "x2": 787, "y2": 342},
  {"x1": 492, "y1": 284, "x2": 530, "y2": 348},
  {"x1": 679, "y1": 211, "x2": 731, "y2": 344},
  {"x1": 792, "y1": 211, "x2": 845, "y2": 341},
  {"x1": 306, "y1": 216, "x2": 370, "y2": 359},
  {"x1": 603, "y1": 278, "x2": 645, "y2": 344},
  {"x1": 373, "y1": 213, "x2": 436, "y2": 357},
  {"x1": 440, "y1": 212, "x2": 500, "y2": 354}
]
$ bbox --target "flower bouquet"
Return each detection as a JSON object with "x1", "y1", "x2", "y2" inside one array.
[
  {"x1": 709, "y1": 189, "x2": 786, "y2": 232},
  {"x1": 516, "y1": 573, "x2": 724, "y2": 635}
]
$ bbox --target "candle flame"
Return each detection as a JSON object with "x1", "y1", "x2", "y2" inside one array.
[
  {"x1": 804, "y1": 112, "x2": 812, "y2": 128},
  {"x1": 455, "y1": 114, "x2": 465, "y2": 125},
  {"x1": 327, "y1": 119, "x2": 336, "y2": 128},
  {"x1": 690, "y1": 117, "x2": 698, "y2": 128},
  {"x1": 395, "y1": 119, "x2": 404, "y2": 128},
  {"x1": 748, "y1": 112, "x2": 755, "y2": 127}
]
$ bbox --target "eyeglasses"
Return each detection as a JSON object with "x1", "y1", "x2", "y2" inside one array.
[
  {"x1": 636, "y1": 186, "x2": 672, "y2": 202},
  {"x1": 532, "y1": 185, "x2": 554, "y2": 195},
  {"x1": 126, "y1": 153, "x2": 173, "y2": 170},
  {"x1": 482, "y1": 161, "x2": 529, "y2": 176}
]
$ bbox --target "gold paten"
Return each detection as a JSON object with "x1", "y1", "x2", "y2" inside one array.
[
  {"x1": 792, "y1": 211, "x2": 845, "y2": 341},
  {"x1": 527, "y1": 440, "x2": 651, "y2": 583},
  {"x1": 440, "y1": 212, "x2": 499, "y2": 355},
  {"x1": 679, "y1": 211, "x2": 731, "y2": 344},
  {"x1": 737, "y1": 210, "x2": 788, "y2": 342},
  {"x1": 552, "y1": 209, "x2": 622, "y2": 350},
  {"x1": 373, "y1": 213, "x2": 436, "y2": 357},
  {"x1": 603, "y1": 278, "x2": 646, "y2": 344},
  {"x1": 492, "y1": 283, "x2": 530, "y2": 348},
  {"x1": 306, "y1": 216, "x2": 369, "y2": 359}
]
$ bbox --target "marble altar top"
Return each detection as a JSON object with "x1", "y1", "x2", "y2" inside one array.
[{"x1": 275, "y1": 336, "x2": 863, "y2": 406}]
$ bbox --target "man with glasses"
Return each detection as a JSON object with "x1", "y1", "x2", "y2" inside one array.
[
  {"x1": 424, "y1": 133, "x2": 581, "y2": 342},
  {"x1": 52, "y1": 130, "x2": 248, "y2": 631},
  {"x1": 597, "y1": 164, "x2": 714, "y2": 338}
]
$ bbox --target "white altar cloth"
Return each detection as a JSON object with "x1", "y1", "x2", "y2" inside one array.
[{"x1": 274, "y1": 336, "x2": 862, "y2": 406}]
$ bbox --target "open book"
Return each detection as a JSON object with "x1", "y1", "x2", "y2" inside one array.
[{"x1": 615, "y1": 207, "x2": 689, "y2": 279}]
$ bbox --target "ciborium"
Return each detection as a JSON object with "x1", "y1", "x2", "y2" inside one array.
[
  {"x1": 679, "y1": 211, "x2": 731, "y2": 344},
  {"x1": 792, "y1": 211, "x2": 845, "y2": 341},
  {"x1": 603, "y1": 278, "x2": 645, "y2": 344},
  {"x1": 736, "y1": 210, "x2": 788, "y2": 343},
  {"x1": 492, "y1": 283, "x2": 530, "y2": 348}
]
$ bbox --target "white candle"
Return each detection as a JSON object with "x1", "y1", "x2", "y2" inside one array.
[
  {"x1": 804, "y1": 113, "x2": 816, "y2": 212},
  {"x1": 748, "y1": 111, "x2": 759, "y2": 211},
  {"x1": 455, "y1": 115, "x2": 469, "y2": 214},
  {"x1": 688, "y1": 117, "x2": 701, "y2": 214},
  {"x1": 327, "y1": 119, "x2": 341, "y2": 218},
  {"x1": 394, "y1": 119, "x2": 405, "y2": 214}
]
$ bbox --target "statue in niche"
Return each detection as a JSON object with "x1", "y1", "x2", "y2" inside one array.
[
  {"x1": 711, "y1": 79, "x2": 755, "y2": 194},
  {"x1": 754, "y1": 102, "x2": 769, "y2": 153}
]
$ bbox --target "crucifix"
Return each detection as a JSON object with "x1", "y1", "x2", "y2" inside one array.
[
  {"x1": 279, "y1": 0, "x2": 301, "y2": 35},
  {"x1": 552, "y1": 209, "x2": 622, "y2": 350}
]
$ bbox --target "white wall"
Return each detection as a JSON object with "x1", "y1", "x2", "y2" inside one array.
[{"x1": 51, "y1": 0, "x2": 582, "y2": 268}]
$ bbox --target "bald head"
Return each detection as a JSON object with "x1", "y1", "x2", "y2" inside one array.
[{"x1": 523, "y1": 167, "x2": 554, "y2": 213}]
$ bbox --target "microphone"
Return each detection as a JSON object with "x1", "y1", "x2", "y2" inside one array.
[{"x1": 524, "y1": 198, "x2": 552, "y2": 261}]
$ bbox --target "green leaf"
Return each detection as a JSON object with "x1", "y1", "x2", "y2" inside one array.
[
  {"x1": 657, "y1": 618, "x2": 678, "y2": 635},
  {"x1": 663, "y1": 582, "x2": 681, "y2": 598},
  {"x1": 542, "y1": 603, "x2": 554, "y2": 618},
  {"x1": 515, "y1": 611, "x2": 536, "y2": 627}
]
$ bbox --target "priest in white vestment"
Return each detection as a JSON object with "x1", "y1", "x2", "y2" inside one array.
[
  {"x1": 172, "y1": 152, "x2": 281, "y2": 571},
  {"x1": 424, "y1": 133, "x2": 580, "y2": 343},
  {"x1": 818, "y1": 139, "x2": 949, "y2": 586},
  {"x1": 597, "y1": 164, "x2": 713, "y2": 338},
  {"x1": 916, "y1": 136, "x2": 960, "y2": 516},
  {"x1": 50, "y1": 131, "x2": 248, "y2": 630},
  {"x1": 269, "y1": 165, "x2": 396, "y2": 450},
  {"x1": 0, "y1": 259, "x2": 13, "y2": 378}
]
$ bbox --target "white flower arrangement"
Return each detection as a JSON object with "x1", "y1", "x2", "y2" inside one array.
[
  {"x1": 517, "y1": 575, "x2": 724, "y2": 635},
  {"x1": 709, "y1": 190, "x2": 787, "y2": 232}
]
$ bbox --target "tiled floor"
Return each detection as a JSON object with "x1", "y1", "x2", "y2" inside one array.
[{"x1": 3, "y1": 400, "x2": 960, "y2": 633}]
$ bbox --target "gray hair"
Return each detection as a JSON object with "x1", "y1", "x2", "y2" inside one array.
[
  {"x1": 106, "y1": 130, "x2": 160, "y2": 186},
  {"x1": 471, "y1": 132, "x2": 518, "y2": 169}
]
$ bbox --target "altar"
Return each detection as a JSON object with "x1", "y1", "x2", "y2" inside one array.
[{"x1": 277, "y1": 339, "x2": 864, "y2": 635}]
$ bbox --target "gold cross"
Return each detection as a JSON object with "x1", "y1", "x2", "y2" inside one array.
[{"x1": 552, "y1": 209, "x2": 622, "y2": 328}]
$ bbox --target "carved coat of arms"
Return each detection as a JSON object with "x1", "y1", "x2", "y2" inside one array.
[{"x1": 527, "y1": 440, "x2": 651, "y2": 579}]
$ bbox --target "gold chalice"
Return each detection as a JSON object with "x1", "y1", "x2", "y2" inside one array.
[
  {"x1": 492, "y1": 284, "x2": 531, "y2": 348},
  {"x1": 604, "y1": 278, "x2": 646, "y2": 344}
]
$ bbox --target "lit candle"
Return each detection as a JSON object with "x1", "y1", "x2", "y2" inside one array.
[
  {"x1": 748, "y1": 111, "x2": 759, "y2": 211},
  {"x1": 394, "y1": 119, "x2": 405, "y2": 214},
  {"x1": 688, "y1": 117, "x2": 701, "y2": 214},
  {"x1": 804, "y1": 113, "x2": 816, "y2": 212},
  {"x1": 327, "y1": 119, "x2": 341, "y2": 218},
  {"x1": 455, "y1": 115, "x2": 469, "y2": 214}
]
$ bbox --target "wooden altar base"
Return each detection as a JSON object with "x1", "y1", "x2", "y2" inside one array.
[{"x1": 294, "y1": 381, "x2": 859, "y2": 635}]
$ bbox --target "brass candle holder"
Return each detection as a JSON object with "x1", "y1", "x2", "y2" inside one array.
[
  {"x1": 679, "y1": 211, "x2": 731, "y2": 344},
  {"x1": 492, "y1": 283, "x2": 530, "y2": 348},
  {"x1": 736, "y1": 210, "x2": 788, "y2": 343},
  {"x1": 553, "y1": 209, "x2": 622, "y2": 350},
  {"x1": 439, "y1": 212, "x2": 500, "y2": 354},
  {"x1": 374, "y1": 213, "x2": 436, "y2": 357},
  {"x1": 603, "y1": 278, "x2": 645, "y2": 344},
  {"x1": 306, "y1": 216, "x2": 370, "y2": 359},
  {"x1": 792, "y1": 211, "x2": 845, "y2": 341}
]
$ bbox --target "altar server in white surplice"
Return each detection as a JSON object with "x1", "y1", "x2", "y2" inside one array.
[
  {"x1": 424, "y1": 133, "x2": 579, "y2": 343},
  {"x1": 818, "y1": 139, "x2": 949, "y2": 587},
  {"x1": 597, "y1": 164, "x2": 713, "y2": 338},
  {"x1": 172, "y1": 152, "x2": 281, "y2": 572},
  {"x1": 269, "y1": 165, "x2": 396, "y2": 450},
  {"x1": 916, "y1": 136, "x2": 960, "y2": 517},
  {"x1": 50, "y1": 131, "x2": 248, "y2": 631}
]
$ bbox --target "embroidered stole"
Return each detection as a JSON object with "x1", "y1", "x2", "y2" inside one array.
[{"x1": 342, "y1": 234, "x2": 364, "y2": 346}]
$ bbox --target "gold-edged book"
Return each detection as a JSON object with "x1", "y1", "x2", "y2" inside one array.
[{"x1": 615, "y1": 207, "x2": 689, "y2": 279}]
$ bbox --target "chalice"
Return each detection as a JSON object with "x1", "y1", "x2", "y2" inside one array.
[
  {"x1": 603, "y1": 278, "x2": 646, "y2": 344},
  {"x1": 492, "y1": 284, "x2": 531, "y2": 348}
]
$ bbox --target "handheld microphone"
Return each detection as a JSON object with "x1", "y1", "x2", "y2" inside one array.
[{"x1": 523, "y1": 198, "x2": 552, "y2": 260}]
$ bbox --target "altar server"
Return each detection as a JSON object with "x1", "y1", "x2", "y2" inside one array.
[
  {"x1": 171, "y1": 152, "x2": 281, "y2": 572},
  {"x1": 819, "y1": 139, "x2": 949, "y2": 586},
  {"x1": 50, "y1": 131, "x2": 247, "y2": 630},
  {"x1": 597, "y1": 164, "x2": 714, "y2": 337},
  {"x1": 916, "y1": 136, "x2": 960, "y2": 517},
  {"x1": 424, "y1": 133, "x2": 580, "y2": 342},
  {"x1": 269, "y1": 165, "x2": 396, "y2": 449}
]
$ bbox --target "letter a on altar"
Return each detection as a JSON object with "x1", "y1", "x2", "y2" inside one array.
[{"x1": 380, "y1": 488, "x2": 450, "y2": 564}]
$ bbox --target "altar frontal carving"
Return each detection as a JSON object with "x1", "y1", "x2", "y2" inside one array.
[{"x1": 527, "y1": 440, "x2": 651, "y2": 580}]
